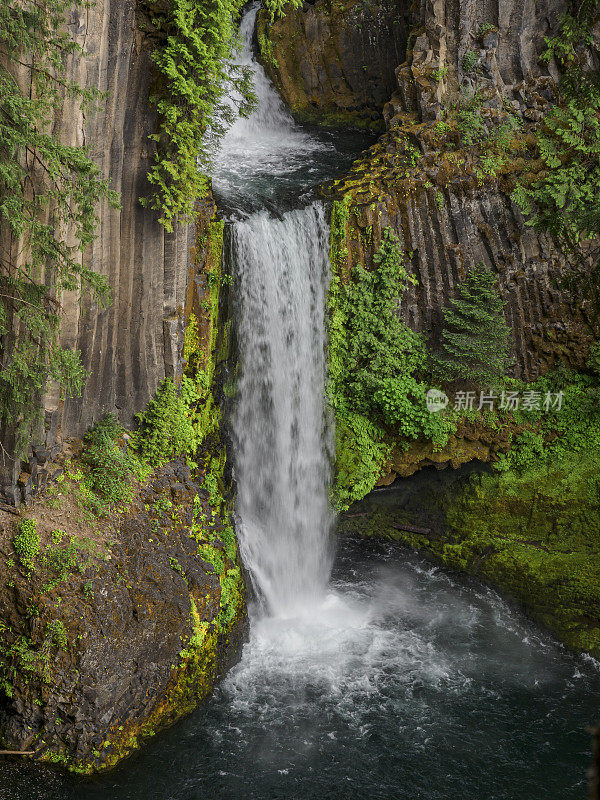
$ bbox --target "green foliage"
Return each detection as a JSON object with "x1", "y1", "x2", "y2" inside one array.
[
  {"x1": 373, "y1": 376, "x2": 453, "y2": 446},
  {"x1": 329, "y1": 195, "x2": 350, "y2": 273},
  {"x1": 189, "y1": 456, "x2": 242, "y2": 627},
  {"x1": 135, "y1": 379, "x2": 197, "y2": 464},
  {"x1": 202, "y1": 465, "x2": 221, "y2": 509},
  {"x1": 263, "y1": 0, "x2": 303, "y2": 22},
  {"x1": 494, "y1": 369, "x2": 600, "y2": 474},
  {"x1": 453, "y1": 90, "x2": 519, "y2": 162},
  {"x1": 461, "y1": 49, "x2": 480, "y2": 74},
  {"x1": 540, "y1": 7, "x2": 595, "y2": 69},
  {"x1": 257, "y1": 26, "x2": 279, "y2": 71},
  {"x1": 142, "y1": 0, "x2": 255, "y2": 230},
  {"x1": 588, "y1": 341, "x2": 600, "y2": 375},
  {"x1": 0, "y1": 0, "x2": 120, "y2": 452},
  {"x1": 456, "y1": 107, "x2": 486, "y2": 146},
  {"x1": 477, "y1": 23, "x2": 497, "y2": 38},
  {"x1": 329, "y1": 227, "x2": 424, "y2": 418},
  {"x1": 512, "y1": 82, "x2": 600, "y2": 248},
  {"x1": 13, "y1": 518, "x2": 40, "y2": 572},
  {"x1": 431, "y1": 66, "x2": 448, "y2": 83},
  {"x1": 433, "y1": 264, "x2": 512, "y2": 386},
  {"x1": 513, "y1": 8, "x2": 600, "y2": 330},
  {"x1": 80, "y1": 414, "x2": 137, "y2": 508},
  {"x1": 41, "y1": 532, "x2": 83, "y2": 591},
  {"x1": 333, "y1": 413, "x2": 391, "y2": 510},
  {"x1": 45, "y1": 620, "x2": 68, "y2": 651},
  {"x1": 328, "y1": 226, "x2": 452, "y2": 508}
]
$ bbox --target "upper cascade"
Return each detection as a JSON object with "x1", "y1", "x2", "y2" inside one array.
[{"x1": 212, "y1": 2, "x2": 370, "y2": 217}]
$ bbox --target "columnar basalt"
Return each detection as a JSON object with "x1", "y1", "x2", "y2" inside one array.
[
  {"x1": 0, "y1": 0, "x2": 198, "y2": 501},
  {"x1": 256, "y1": 0, "x2": 410, "y2": 129},
  {"x1": 260, "y1": 0, "x2": 597, "y2": 380},
  {"x1": 323, "y1": 0, "x2": 597, "y2": 381}
]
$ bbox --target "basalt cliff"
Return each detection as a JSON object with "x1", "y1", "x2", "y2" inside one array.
[{"x1": 259, "y1": 0, "x2": 599, "y2": 481}]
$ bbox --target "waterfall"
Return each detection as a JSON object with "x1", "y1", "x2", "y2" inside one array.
[
  {"x1": 212, "y1": 2, "x2": 335, "y2": 216},
  {"x1": 230, "y1": 204, "x2": 334, "y2": 616},
  {"x1": 212, "y1": 3, "x2": 337, "y2": 615}
]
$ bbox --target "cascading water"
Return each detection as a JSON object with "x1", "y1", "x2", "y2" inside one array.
[
  {"x1": 212, "y1": 3, "x2": 365, "y2": 216},
  {"x1": 213, "y1": 2, "x2": 342, "y2": 614},
  {"x1": 230, "y1": 205, "x2": 333, "y2": 615}
]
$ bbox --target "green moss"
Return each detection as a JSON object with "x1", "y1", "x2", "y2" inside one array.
[
  {"x1": 257, "y1": 27, "x2": 280, "y2": 71},
  {"x1": 332, "y1": 413, "x2": 391, "y2": 509},
  {"x1": 368, "y1": 449, "x2": 600, "y2": 658},
  {"x1": 34, "y1": 479, "x2": 246, "y2": 775},
  {"x1": 329, "y1": 195, "x2": 351, "y2": 275}
]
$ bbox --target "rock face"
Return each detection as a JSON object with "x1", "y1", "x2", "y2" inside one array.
[
  {"x1": 257, "y1": 0, "x2": 410, "y2": 128},
  {"x1": 340, "y1": 451, "x2": 600, "y2": 660},
  {"x1": 0, "y1": 0, "x2": 195, "y2": 497},
  {"x1": 377, "y1": 420, "x2": 515, "y2": 484},
  {"x1": 0, "y1": 458, "x2": 247, "y2": 772},
  {"x1": 393, "y1": 0, "x2": 566, "y2": 122},
  {"x1": 57, "y1": 2, "x2": 191, "y2": 434},
  {"x1": 327, "y1": 0, "x2": 596, "y2": 379},
  {"x1": 266, "y1": 0, "x2": 596, "y2": 382}
]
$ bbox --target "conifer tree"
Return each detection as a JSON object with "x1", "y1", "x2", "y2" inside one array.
[{"x1": 434, "y1": 264, "x2": 512, "y2": 385}]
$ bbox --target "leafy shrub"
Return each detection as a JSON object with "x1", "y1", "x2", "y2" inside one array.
[
  {"x1": 142, "y1": 0, "x2": 256, "y2": 230},
  {"x1": 329, "y1": 226, "x2": 425, "y2": 418},
  {"x1": 512, "y1": 9, "x2": 600, "y2": 330},
  {"x1": 13, "y1": 519, "x2": 40, "y2": 572},
  {"x1": 373, "y1": 376, "x2": 455, "y2": 447},
  {"x1": 328, "y1": 225, "x2": 457, "y2": 506},
  {"x1": 494, "y1": 430, "x2": 546, "y2": 473},
  {"x1": 588, "y1": 342, "x2": 600, "y2": 376},
  {"x1": 456, "y1": 108, "x2": 487, "y2": 146},
  {"x1": 83, "y1": 413, "x2": 123, "y2": 446},
  {"x1": 135, "y1": 379, "x2": 197, "y2": 464},
  {"x1": 461, "y1": 49, "x2": 480, "y2": 74},
  {"x1": 80, "y1": 414, "x2": 137, "y2": 507}
]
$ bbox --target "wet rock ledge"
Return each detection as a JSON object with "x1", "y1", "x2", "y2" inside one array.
[{"x1": 0, "y1": 458, "x2": 247, "y2": 773}]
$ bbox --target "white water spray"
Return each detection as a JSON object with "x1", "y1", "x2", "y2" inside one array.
[
  {"x1": 213, "y1": 4, "x2": 337, "y2": 616},
  {"x1": 230, "y1": 204, "x2": 334, "y2": 616}
]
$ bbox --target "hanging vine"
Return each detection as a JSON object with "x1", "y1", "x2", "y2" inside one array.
[{"x1": 141, "y1": 0, "x2": 255, "y2": 231}]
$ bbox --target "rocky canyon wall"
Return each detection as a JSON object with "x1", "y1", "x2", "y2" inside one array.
[
  {"x1": 257, "y1": 0, "x2": 411, "y2": 128},
  {"x1": 1, "y1": 0, "x2": 202, "y2": 501},
  {"x1": 260, "y1": 0, "x2": 598, "y2": 379},
  {"x1": 54, "y1": 1, "x2": 193, "y2": 433}
]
